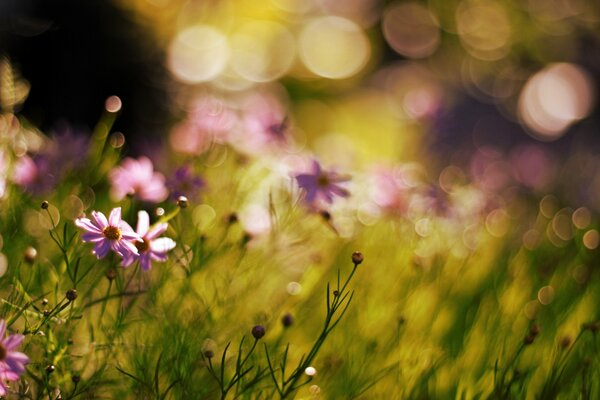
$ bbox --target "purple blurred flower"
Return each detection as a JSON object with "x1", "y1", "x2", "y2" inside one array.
[
  {"x1": 11, "y1": 127, "x2": 89, "y2": 195},
  {"x1": 167, "y1": 165, "x2": 205, "y2": 201},
  {"x1": 295, "y1": 160, "x2": 350, "y2": 206},
  {"x1": 109, "y1": 156, "x2": 169, "y2": 203},
  {"x1": 0, "y1": 319, "x2": 29, "y2": 396},
  {"x1": 121, "y1": 211, "x2": 176, "y2": 271},
  {"x1": 75, "y1": 207, "x2": 141, "y2": 259},
  {"x1": 12, "y1": 155, "x2": 57, "y2": 195}
]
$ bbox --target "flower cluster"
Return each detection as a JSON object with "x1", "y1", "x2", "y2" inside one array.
[
  {"x1": 0, "y1": 320, "x2": 29, "y2": 396},
  {"x1": 75, "y1": 207, "x2": 176, "y2": 270}
]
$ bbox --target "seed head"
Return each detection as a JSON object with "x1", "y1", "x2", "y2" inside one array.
[
  {"x1": 177, "y1": 196, "x2": 189, "y2": 208},
  {"x1": 66, "y1": 289, "x2": 78, "y2": 302},
  {"x1": 71, "y1": 374, "x2": 81, "y2": 383},
  {"x1": 203, "y1": 350, "x2": 214, "y2": 359},
  {"x1": 332, "y1": 290, "x2": 339, "y2": 297},
  {"x1": 251, "y1": 325, "x2": 266, "y2": 340},
  {"x1": 281, "y1": 313, "x2": 294, "y2": 328},
  {"x1": 24, "y1": 246, "x2": 38, "y2": 264},
  {"x1": 41, "y1": 200, "x2": 49, "y2": 209},
  {"x1": 351, "y1": 251, "x2": 364, "y2": 265}
]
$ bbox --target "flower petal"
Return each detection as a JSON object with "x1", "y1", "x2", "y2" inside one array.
[
  {"x1": 82, "y1": 232, "x2": 105, "y2": 243},
  {"x1": 75, "y1": 218, "x2": 102, "y2": 233},
  {"x1": 0, "y1": 320, "x2": 6, "y2": 338},
  {"x1": 3, "y1": 334, "x2": 24, "y2": 351},
  {"x1": 146, "y1": 223, "x2": 168, "y2": 240},
  {"x1": 91, "y1": 211, "x2": 108, "y2": 229},
  {"x1": 136, "y1": 211, "x2": 150, "y2": 237},
  {"x1": 108, "y1": 207, "x2": 122, "y2": 226},
  {"x1": 93, "y1": 240, "x2": 111, "y2": 259},
  {"x1": 150, "y1": 238, "x2": 176, "y2": 253}
]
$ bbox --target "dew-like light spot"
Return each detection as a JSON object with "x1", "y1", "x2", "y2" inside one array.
[
  {"x1": 539, "y1": 195, "x2": 558, "y2": 218},
  {"x1": 105, "y1": 96, "x2": 122, "y2": 113},
  {"x1": 572, "y1": 207, "x2": 591, "y2": 229},
  {"x1": 518, "y1": 63, "x2": 595, "y2": 140},
  {"x1": 583, "y1": 229, "x2": 599, "y2": 250},
  {"x1": 485, "y1": 209, "x2": 509, "y2": 238},
  {"x1": 382, "y1": 2, "x2": 440, "y2": 59},
  {"x1": 537, "y1": 286, "x2": 555, "y2": 305},
  {"x1": 415, "y1": 218, "x2": 431, "y2": 237},
  {"x1": 286, "y1": 282, "x2": 302, "y2": 295},
  {"x1": 240, "y1": 204, "x2": 271, "y2": 236},
  {"x1": 63, "y1": 195, "x2": 84, "y2": 220},
  {"x1": 298, "y1": 16, "x2": 370, "y2": 79},
  {"x1": 304, "y1": 366, "x2": 317, "y2": 376},
  {"x1": 552, "y1": 210, "x2": 573, "y2": 241},
  {"x1": 168, "y1": 25, "x2": 229, "y2": 84}
]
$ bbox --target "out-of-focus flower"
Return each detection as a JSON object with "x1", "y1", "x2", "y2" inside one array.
[
  {"x1": 121, "y1": 211, "x2": 176, "y2": 271},
  {"x1": 370, "y1": 167, "x2": 411, "y2": 215},
  {"x1": 235, "y1": 93, "x2": 289, "y2": 153},
  {"x1": 0, "y1": 319, "x2": 29, "y2": 396},
  {"x1": 12, "y1": 155, "x2": 56, "y2": 195},
  {"x1": 109, "y1": 156, "x2": 168, "y2": 203},
  {"x1": 167, "y1": 165, "x2": 205, "y2": 202},
  {"x1": 190, "y1": 96, "x2": 237, "y2": 143},
  {"x1": 11, "y1": 127, "x2": 89, "y2": 195},
  {"x1": 75, "y1": 207, "x2": 141, "y2": 259},
  {"x1": 295, "y1": 160, "x2": 350, "y2": 206}
]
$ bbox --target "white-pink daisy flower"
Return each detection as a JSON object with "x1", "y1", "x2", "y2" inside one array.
[
  {"x1": 75, "y1": 207, "x2": 141, "y2": 259},
  {"x1": 121, "y1": 211, "x2": 176, "y2": 271}
]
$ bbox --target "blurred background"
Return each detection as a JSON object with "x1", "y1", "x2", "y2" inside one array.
[{"x1": 2, "y1": 0, "x2": 600, "y2": 208}]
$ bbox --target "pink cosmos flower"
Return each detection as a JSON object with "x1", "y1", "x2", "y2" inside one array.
[
  {"x1": 295, "y1": 160, "x2": 350, "y2": 206},
  {"x1": 75, "y1": 208, "x2": 141, "y2": 259},
  {"x1": 0, "y1": 319, "x2": 29, "y2": 396},
  {"x1": 109, "y1": 156, "x2": 168, "y2": 203},
  {"x1": 121, "y1": 211, "x2": 176, "y2": 271}
]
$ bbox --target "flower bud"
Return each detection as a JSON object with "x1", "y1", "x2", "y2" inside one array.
[
  {"x1": 66, "y1": 289, "x2": 78, "y2": 302},
  {"x1": 281, "y1": 313, "x2": 294, "y2": 328},
  {"x1": 41, "y1": 200, "x2": 49, "y2": 209},
  {"x1": 351, "y1": 251, "x2": 364, "y2": 265},
  {"x1": 251, "y1": 325, "x2": 266, "y2": 340},
  {"x1": 177, "y1": 196, "x2": 189, "y2": 208}
]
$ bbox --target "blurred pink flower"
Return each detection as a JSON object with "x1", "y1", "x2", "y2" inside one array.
[
  {"x1": 0, "y1": 319, "x2": 29, "y2": 396},
  {"x1": 370, "y1": 168, "x2": 410, "y2": 214},
  {"x1": 121, "y1": 211, "x2": 176, "y2": 271},
  {"x1": 295, "y1": 160, "x2": 350, "y2": 206},
  {"x1": 109, "y1": 156, "x2": 168, "y2": 203},
  {"x1": 75, "y1": 207, "x2": 141, "y2": 259}
]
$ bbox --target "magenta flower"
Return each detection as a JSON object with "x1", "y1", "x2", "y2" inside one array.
[
  {"x1": 0, "y1": 320, "x2": 29, "y2": 396},
  {"x1": 121, "y1": 211, "x2": 176, "y2": 271},
  {"x1": 295, "y1": 160, "x2": 350, "y2": 205},
  {"x1": 109, "y1": 156, "x2": 168, "y2": 203},
  {"x1": 75, "y1": 208, "x2": 141, "y2": 259}
]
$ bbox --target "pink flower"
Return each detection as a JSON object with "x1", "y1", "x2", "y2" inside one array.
[
  {"x1": 109, "y1": 156, "x2": 168, "y2": 203},
  {"x1": 75, "y1": 208, "x2": 141, "y2": 259},
  {"x1": 295, "y1": 160, "x2": 350, "y2": 206},
  {"x1": 0, "y1": 319, "x2": 29, "y2": 396},
  {"x1": 121, "y1": 211, "x2": 176, "y2": 271}
]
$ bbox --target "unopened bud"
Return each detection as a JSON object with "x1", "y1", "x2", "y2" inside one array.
[
  {"x1": 177, "y1": 196, "x2": 188, "y2": 208},
  {"x1": 66, "y1": 289, "x2": 78, "y2": 302},
  {"x1": 351, "y1": 251, "x2": 364, "y2": 265},
  {"x1": 251, "y1": 325, "x2": 266, "y2": 340}
]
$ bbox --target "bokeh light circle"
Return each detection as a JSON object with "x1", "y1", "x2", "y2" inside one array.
[
  {"x1": 168, "y1": 25, "x2": 230, "y2": 83},
  {"x1": 382, "y1": 2, "x2": 440, "y2": 59},
  {"x1": 518, "y1": 63, "x2": 595, "y2": 140},
  {"x1": 231, "y1": 21, "x2": 295, "y2": 82},
  {"x1": 298, "y1": 16, "x2": 370, "y2": 79}
]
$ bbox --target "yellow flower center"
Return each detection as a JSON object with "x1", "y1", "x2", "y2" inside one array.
[
  {"x1": 317, "y1": 174, "x2": 330, "y2": 187},
  {"x1": 135, "y1": 239, "x2": 150, "y2": 253},
  {"x1": 0, "y1": 343, "x2": 6, "y2": 360},
  {"x1": 103, "y1": 226, "x2": 122, "y2": 241}
]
